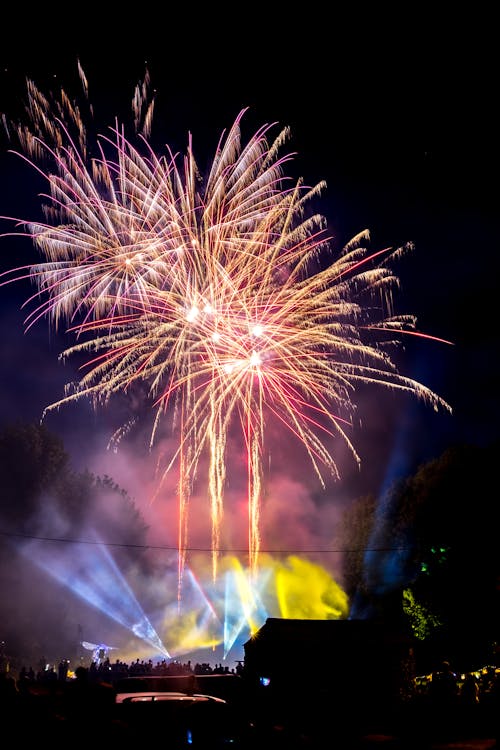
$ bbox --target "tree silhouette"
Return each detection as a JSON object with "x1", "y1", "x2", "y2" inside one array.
[
  {"x1": 339, "y1": 440, "x2": 500, "y2": 671},
  {"x1": 0, "y1": 421, "x2": 68, "y2": 529},
  {"x1": 0, "y1": 420, "x2": 153, "y2": 667}
]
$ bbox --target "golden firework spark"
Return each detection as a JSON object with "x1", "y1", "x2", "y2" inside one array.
[{"x1": 1, "y1": 65, "x2": 452, "y2": 584}]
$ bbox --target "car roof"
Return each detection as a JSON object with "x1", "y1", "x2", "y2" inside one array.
[{"x1": 115, "y1": 690, "x2": 227, "y2": 704}]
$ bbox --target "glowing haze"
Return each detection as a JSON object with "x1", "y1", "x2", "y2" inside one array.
[{"x1": 1, "y1": 64, "x2": 452, "y2": 651}]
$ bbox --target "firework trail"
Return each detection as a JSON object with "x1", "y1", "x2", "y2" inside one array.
[{"x1": 0, "y1": 64, "x2": 452, "y2": 585}]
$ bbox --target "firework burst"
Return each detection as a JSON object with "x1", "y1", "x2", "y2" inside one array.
[{"x1": 1, "y1": 64, "x2": 452, "y2": 585}]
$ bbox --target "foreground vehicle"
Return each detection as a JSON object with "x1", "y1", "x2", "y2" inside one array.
[{"x1": 112, "y1": 687, "x2": 254, "y2": 748}]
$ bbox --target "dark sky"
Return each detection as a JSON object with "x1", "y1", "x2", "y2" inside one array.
[{"x1": 0, "y1": 13, "x2": 497, "y2": 663}]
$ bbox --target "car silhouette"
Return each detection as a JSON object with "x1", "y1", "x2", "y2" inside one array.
[{"x1": 112, "y1": 684, "x2": 253, "y2": 748}]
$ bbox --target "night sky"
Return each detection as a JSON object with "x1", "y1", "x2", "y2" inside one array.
[{"x1": 0, "y1": 14, "x2": 497, "y2": 665}]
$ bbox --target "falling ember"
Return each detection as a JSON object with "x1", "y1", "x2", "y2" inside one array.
[{"x1": 0, "y1": 64, "x2": 452, "y2": 586}]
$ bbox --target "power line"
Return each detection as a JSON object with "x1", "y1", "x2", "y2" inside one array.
[{"x1": 0, "y1": 528, "x2": 410, "y2": 554}]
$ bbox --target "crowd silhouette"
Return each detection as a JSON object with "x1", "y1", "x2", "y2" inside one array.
[
  {"x1": 1, "y1": 651, "x2": 499, "y2": 748},
  {"x1": 16, "y1": 654, "x2": 243, "y2": 686}
]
